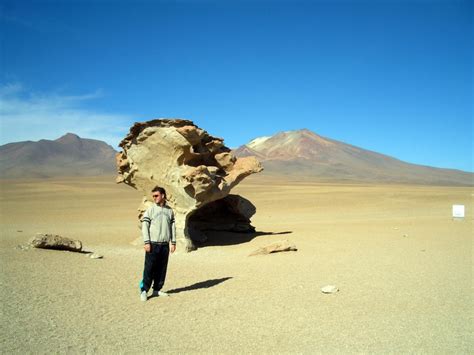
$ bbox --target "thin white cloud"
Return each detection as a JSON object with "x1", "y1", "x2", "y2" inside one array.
[
  {"x1": 0, "y1": 83, "x2": 134, "y2": 149},
  {"x1": 0, "y1": 82, "x2": 24, "y2": 96}
]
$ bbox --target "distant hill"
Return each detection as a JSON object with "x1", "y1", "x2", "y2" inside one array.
[
  {"x1": 233, "y1": 129, "x2": 473, "y2": 186},
  {"x1": 0, "y1": 133, "x2": 117, "y2": 179}
]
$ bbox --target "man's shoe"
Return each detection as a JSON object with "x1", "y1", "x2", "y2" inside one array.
[
  {"x1": 140, "y1": 290, "x2": 148, "y2": 302},
  {"x1": 152, "y1": 290, "x2": 169, "y2": 297}
]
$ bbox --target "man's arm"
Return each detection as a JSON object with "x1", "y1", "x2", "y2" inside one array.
[
  {"x1": 170, "y1": 210, "x2": 176, "y2": 253},
  {"x1": 141, "y1": 208, "x2": 152, "y2": 248}
]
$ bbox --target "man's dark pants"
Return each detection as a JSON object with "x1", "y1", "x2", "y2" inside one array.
[{"x1": 141, "y1": 243, "x2": 169, "y2": 293}]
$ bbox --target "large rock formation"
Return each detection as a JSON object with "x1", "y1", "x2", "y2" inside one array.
[{"x1": 116, "y1": 119, "x2": 263, "y2": 251}]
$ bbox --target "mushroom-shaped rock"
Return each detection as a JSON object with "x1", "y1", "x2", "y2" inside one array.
[{"x1": 117, "y1": 119, "x2": 263, "y2": 252}]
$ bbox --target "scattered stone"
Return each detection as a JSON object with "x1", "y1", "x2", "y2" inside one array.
[
  {"x1": 29, "y1": 233, "x2": 82, "y2": 252},
  {"x1": 89, "y1": 253, "x2": 103, "y2": 259},
  {"x1": 17, "y1": 230, "x2": 23, "y2": 233},
  {"x1": 248, "y1": 240, "x2": 297, "y2": 256},
  {"x1": 403, "y1": 234, "x2": 409, "y2": 238},
  {"x1": 321, "y1": 285, "x2": 339, "y2": 294},
  {"x1": 15, "y1": 244, "x2": 30, "y2": 251}
]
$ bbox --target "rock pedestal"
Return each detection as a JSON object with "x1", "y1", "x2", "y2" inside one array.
[{"x1": 117, "y1": 119, "x2": 263, "y2": 252}]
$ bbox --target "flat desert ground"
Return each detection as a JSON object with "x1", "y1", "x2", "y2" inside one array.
[{"x1": 1, "y1": 175, "x2": 472, "y2": 353}]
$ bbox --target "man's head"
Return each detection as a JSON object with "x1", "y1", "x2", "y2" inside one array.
[{"x1": 152, "y1": 186, "x2": 167, "y2": 206}]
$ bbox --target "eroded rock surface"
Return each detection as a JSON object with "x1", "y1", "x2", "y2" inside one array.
[
  {"x1": 248, "y1": 240, "x2": 297, "y2": 256},
  {"x1": 117, "y1": 119, "x2": 263, "y2": 251},
  {"x1": 29, "y1": 233, "x2": 83, "y2": 252}
]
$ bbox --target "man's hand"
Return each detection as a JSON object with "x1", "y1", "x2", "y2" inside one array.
[
  {"x1": 144, "y1": 244, "x2": 151, "y2": 253},
  {"x1": 170, "y1": 244, "x2": 176, "y2": 253}
]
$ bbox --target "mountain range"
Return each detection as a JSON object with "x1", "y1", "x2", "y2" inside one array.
[
  {"x1": 1, "y1": 130, "x2": 472, "y2": 185},
  {"x1": 0, "y1": 133, "x2": 117, "y2": 179},
  {"x1": 233, "y1": 129, "x2": 473, "y2": 186}
]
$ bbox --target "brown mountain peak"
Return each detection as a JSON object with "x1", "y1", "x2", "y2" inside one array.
[
  {"x1": 0, "y1": 134, "x2": 117, "y2": 179},
  {"x1": 55, "y1": 132, "x2": 82, "y2": 143},
  {"x1": 233, "y1": 129, "x2": 473, "y2": 185}
]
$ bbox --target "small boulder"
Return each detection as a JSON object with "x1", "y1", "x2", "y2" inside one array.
[
  {"x1": 89, "y1": 253, "x2": 103, "y2": 259},
  {"x1": 249, "y1": 240, "x2": 297, "y2": 256},
  {"x1": 29, "y1": 233, "x2": 82, "y2": 252},
  {"x1": 321, "y1": 285, "x2": 339, "y2": 294}
]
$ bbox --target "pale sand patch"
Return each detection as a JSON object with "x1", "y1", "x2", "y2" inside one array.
[{"x1": 1, "y1": 176, "x2": 472, "y2": 353}]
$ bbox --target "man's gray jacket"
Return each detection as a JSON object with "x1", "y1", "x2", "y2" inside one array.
[{"x1": 141, "y1": 203, "x2": 176, "y2": 245}]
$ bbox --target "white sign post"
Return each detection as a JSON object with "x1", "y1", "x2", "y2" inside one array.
[{"x1": 452, "y1": 205, "x2": 465, "y2": 219}]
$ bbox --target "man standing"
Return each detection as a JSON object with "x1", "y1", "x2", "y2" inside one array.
[{"x1": 140, "y1": 186, "x2": 176, "y2": 302}]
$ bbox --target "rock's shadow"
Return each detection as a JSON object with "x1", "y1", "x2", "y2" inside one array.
[
  {"x1": 197, "y1": 230, "x2": 292, "y2": 247},
  {"x1": 78, "y1": 250, "x2": 94, "y2": 254},
  {"x1": 166, "y1": 277, "x2": 233, "y2": 294}
]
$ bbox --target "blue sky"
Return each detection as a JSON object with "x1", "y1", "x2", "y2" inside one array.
[{"x1": 1, "y1": 0, "x2": 472, "y2": 172}]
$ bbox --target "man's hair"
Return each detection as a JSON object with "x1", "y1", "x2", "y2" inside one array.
[{"x1": 152, "y1": 186, "x2": 167, "y2": 199}]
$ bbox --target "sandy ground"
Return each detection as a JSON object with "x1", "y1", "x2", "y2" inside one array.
[{"x1": 0, "y1": 175, "x2": 472, "y2": 353}]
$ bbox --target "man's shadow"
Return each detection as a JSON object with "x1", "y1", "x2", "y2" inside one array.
[{"x1": 165, "y1": 277, "x2": 233, "y2": 295}]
